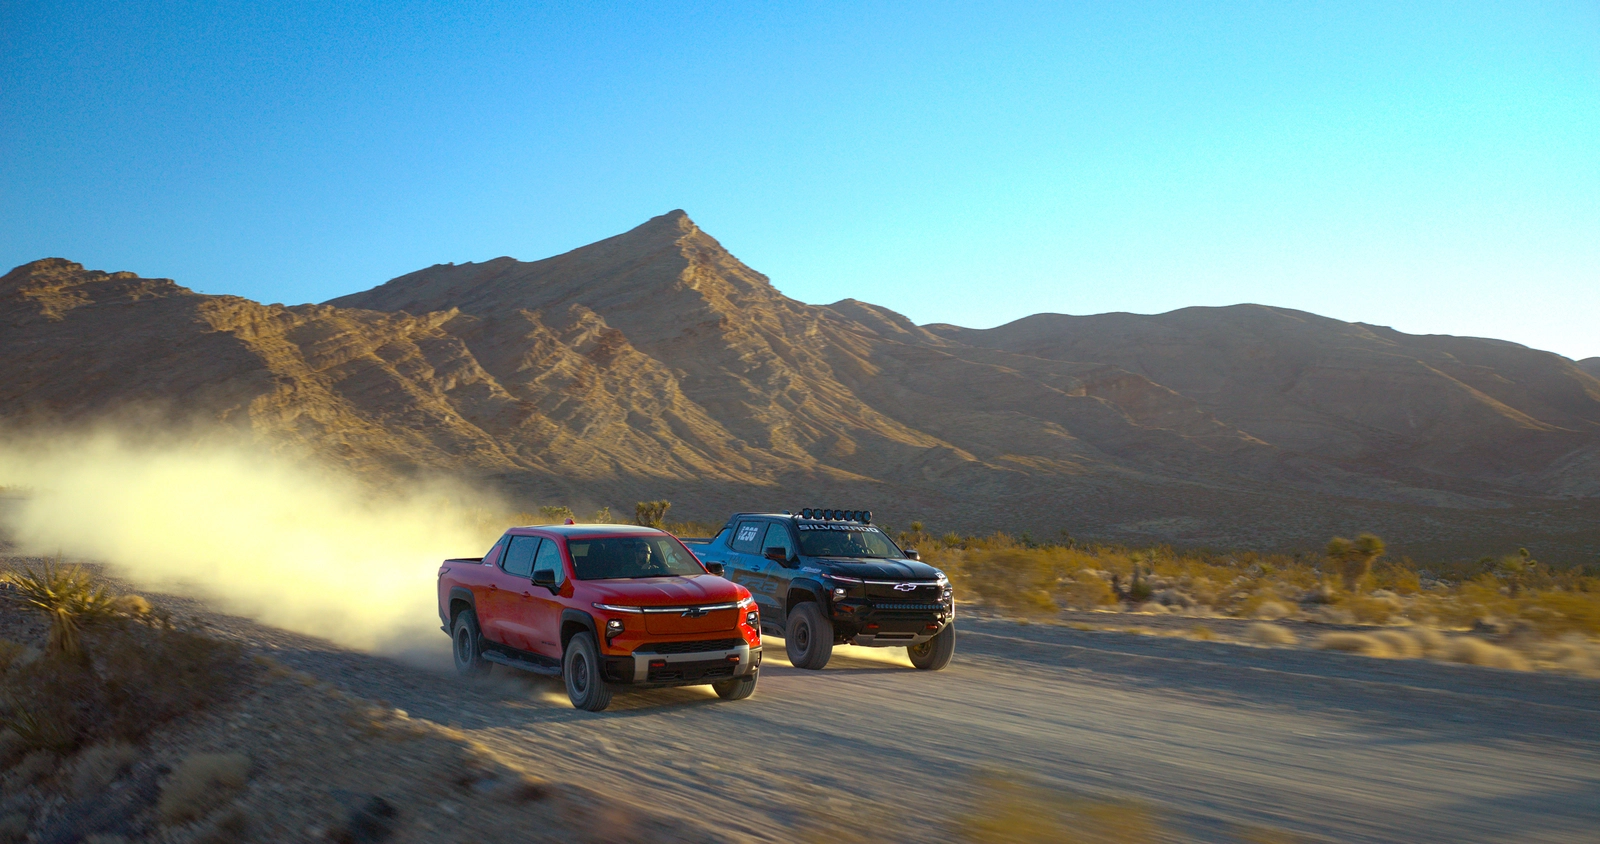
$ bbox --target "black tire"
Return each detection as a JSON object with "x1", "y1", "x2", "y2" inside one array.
[
  {"x1": 907, "y1": 624, "x2": 955, "y2": 670},
  {"x1": 712, "y1": 673, "x2": 758, "y2": 700},
  {"x1": 785, "y1": 602, "x2": 833, "y2": 670},
  {"x1": 562, "y1": 632, "x2": 614, "y2": 712},
  {"x1": 451, "y1": 610, "x2": 492, "y2": 675}
]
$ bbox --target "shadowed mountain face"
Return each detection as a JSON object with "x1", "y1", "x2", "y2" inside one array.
[
  {"x1": 1581, "y1": 358, "x2": 1600, "y2": 378},
  {"x1": 5, "y1": 211, "x2": 1600, "y2": 559}
]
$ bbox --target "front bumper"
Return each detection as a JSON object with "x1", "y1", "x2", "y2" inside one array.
[
  {"x1": 833, "y1": 598, "x2": 954, "y2": 646},
  {"x1": 602, "y1": 643, "x2": 761, "y2": 687}
]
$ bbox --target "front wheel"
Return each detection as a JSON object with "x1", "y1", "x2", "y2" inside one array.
[
  {"x1": 907, "y1": 624, "x2": 955, "y2": 670},
  {"x1": 451, "y1": 610, "x2": 491, "y2": 676},
  {"x1": 563, "y1": 632, "x2": 614, "y2": 712},
  {"x1": 712, "y1": 674, "x2": 757, "y2": 700},
  {"x1": 785, "y1": 602, "x2": 833, "y2": 670}
]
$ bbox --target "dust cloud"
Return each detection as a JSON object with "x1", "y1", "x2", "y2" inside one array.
[{"x1": 0, "y1": 426, "x2": 507, "y2": 661}]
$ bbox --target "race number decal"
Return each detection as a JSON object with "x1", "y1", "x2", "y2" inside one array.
[{"x1": 736, "y1": 525, "x2": 761, "y2": 543}]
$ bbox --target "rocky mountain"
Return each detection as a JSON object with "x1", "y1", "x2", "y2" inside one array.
[
  {"x1": 1580, "y1": 358, "x2": 1600, "y2": 378},
  {"x1": 5, "y1": 211, "x2": 1599, "y2": 561}
]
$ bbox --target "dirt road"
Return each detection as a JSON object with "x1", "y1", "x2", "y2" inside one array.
[{"x1": 186, "y1": 607, "x2": 1600, "y2": 844}]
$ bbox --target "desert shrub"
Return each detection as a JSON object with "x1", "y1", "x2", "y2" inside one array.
[
  {"x1": 1372, "y1": 562, "x2": 1422, "y2": 595},
  {"x1": 1251, "y1": 601, "x2": 1292, "y2": 621},
  {"x1": 958, "y1": 550, "x2": 1058, "y2": 615},
  {"x1": 536, "y1": 505, "x2": 574, "y2": 524},
  {"x1": 0, "y1": 658, "x2": 102, "y2": 753},
  {"x1": 1246, "y1": 623, "x2": 1297, "y2": 646},
  {"x1": 1313, "y1": 632, "x2": 1393, "y2": 658},
  {"x1": 1057, "y1": 572, "x2": 1115, "y2": 609},
  {"x1": 158, "y1": 752, "x2": 250, "y2": 824},
  {"x1": 0, "y1": 590, "x2": 248, "y2": 755},
  {"x1": 590, "y1": 506, "x2": 613, "y2": 524},
  {"x1": 664, "y1": 520, "x2": 723, "y2": 538},
  {"x1": 1341, "y1": 593, "x2": 1401, "y2": 625},
  {"x1": 1371, "y1": 630, "x2": 1422, "y2": 658},
  {"x1": 1409, "y1": 626, "x2": 1447, "y2": 656},
  {"x1": 4, "y1": 563, "x2": 125, "y2": 663},
  {"x1": 67, "y1": 740, "x2": 141, "y2": 796},
  {"x1": 1443, "y1": 637, "x2": 1528, "y2": 671},
  {"x1": 90, "y1": 624, "x2": 249, "y2": 741}
]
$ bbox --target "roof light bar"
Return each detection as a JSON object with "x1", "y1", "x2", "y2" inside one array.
[{"x1": 796, "y1": 508, "x2": 871, "y2": 524}]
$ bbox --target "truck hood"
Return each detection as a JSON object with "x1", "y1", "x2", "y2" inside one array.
[
  {"x1": 588, "y1": 575, "x2": 744, "y2": 607},
  {"x1": 807, "y1": 558, "x2": 943, "y2": 581}
]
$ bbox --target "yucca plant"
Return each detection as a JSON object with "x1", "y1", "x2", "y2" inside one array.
[{"x1": 5, "y1": 562, "x2": 122, "y2": 663}]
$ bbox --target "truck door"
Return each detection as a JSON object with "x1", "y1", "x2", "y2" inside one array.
[
  {"x1": 524, "y1": 537, "x2": 567, "y2": 660},
  {"x1": 759, "y1": 521, "x2": 799, "y2": 623},
  {"x1": 486, "y1": 534, "x2": 540, "y2": 650},
  {"x1": 726, "y1": 518, "x2": 779, "y2": 618}
]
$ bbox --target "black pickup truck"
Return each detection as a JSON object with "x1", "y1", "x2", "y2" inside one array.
[{"x1": 684, "y1": 509, "x2": 955, "y2": 671}]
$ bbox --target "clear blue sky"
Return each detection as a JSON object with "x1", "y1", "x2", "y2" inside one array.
[{"x1": 4, "y1": 1, "x2": 1597, "y2": 358}]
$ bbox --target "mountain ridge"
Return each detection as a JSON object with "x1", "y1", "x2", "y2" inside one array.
[{"x1": 4, "y1": 213, "x2": 1599, "y2": 561}]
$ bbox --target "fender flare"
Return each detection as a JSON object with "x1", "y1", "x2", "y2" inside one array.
[
  {"x1": 444, "y1": 587, "x2": 476, "y2": 627},
  {"x1": 560, "y1": 608, "x2": 598, "y2": 652},
  {"x1": 785, "y1": 578, "x2": 829, "y2": 614}
]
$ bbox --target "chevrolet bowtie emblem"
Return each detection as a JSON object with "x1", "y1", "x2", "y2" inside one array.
[
  {"x1": 681, "y1": 607, "x2": 709, "y2": 618},
  {"x1": 894, "y1": 583, "x2": 917, "y2": 592}
]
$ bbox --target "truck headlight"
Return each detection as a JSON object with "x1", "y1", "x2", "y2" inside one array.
[{"x1": 606, "y1": 619, "x2": 624, "y2": 635}]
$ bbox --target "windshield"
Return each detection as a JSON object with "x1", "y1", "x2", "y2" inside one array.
[
  {"x1": 796, "y1": 523, "x2": 903, "y2": 559},
  {"x1": 567, "y1": 535, "x2": 706, "y2": 580}
]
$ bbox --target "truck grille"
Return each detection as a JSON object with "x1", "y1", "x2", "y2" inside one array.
[{"x1": 637, "y1": 638, "x2": 740, "y2": 655}]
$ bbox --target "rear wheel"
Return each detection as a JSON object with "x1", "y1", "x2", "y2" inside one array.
[
  {"x1": 785, "y1": 602, "x2": 833, "y2": 670},
  {"x1": 451, "y1": 610, "x2": 491, "y2": 676},
  {"x1": 907, "y1": 624, "x2": 955, "y2": 670},
  {"x1": 563, "y1": 632, "x2": 614, "y2": 712},
  {"x1": 712, "y1": 674, "x2": 758, "y2": 700}
]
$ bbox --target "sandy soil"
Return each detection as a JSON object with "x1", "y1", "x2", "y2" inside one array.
[{"x1": 163, "y1": 603, "x2": 1600, "y2": 844}]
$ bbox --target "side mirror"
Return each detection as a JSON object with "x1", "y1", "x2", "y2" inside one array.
[
  {"x1": 531, "y1": 569, "x2": 557, "y2": 589},
  {"x1": 764, "y1": 547, "x2": 790, "y2": 564},
  {"x1": 904, "y1": 548, "x2": 920, "y2": 561},
  {"x1": 704, "y1": 562, "x2": 725, "y2": 577}
]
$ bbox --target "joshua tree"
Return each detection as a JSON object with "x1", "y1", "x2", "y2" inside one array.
[
  {"x1": 1326, "y1": 533, "x2": 1385, "y2": 592},
  {"x1": 4, "y1": 562, "x2": 123, "y2": 663},
  {"x1": 1497, "y1": 547, "x2": 1539, "y2": 597},
  {"x1": 591, "y1": 506, "x2": 613, "y2": 524},
  {"x1": 634, "y1": 500, "x2": 671, "y2": 529}
]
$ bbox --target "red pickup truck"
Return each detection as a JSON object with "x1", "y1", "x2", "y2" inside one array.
[{"x1": 438, "y1": 524, "x2": 761, "y2": 711}]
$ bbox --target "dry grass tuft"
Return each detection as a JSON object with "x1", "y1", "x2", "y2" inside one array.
[
  {"x1": 1547, "y1": 638, "x2": 1598, "y2": 676},
  {"x1": 67, "y1": 740, "x2": 141, "y2": 797},
  {"x1": 1134, "y1": 602, "x2": 1168, "y2": 614},
  {"x1": 1409, "y1": 626, "x2": 1448, "y2": 656},
  {"x1": 1251, "y1": 601, "x2": 1292, "y2": 621},
  {"x1": 1371, "y1": 630, "x2": 1423, "y2": 659},
  {"x1": 1246, "y1": 623, "x2": 1297, "y2": 646},
  {"x1": 1188, "y1": 625, "x2": 1217, "y2": 641},
  {"x1": 951, "y1": 773, "x2": 1162, "y2": 843},
  {"x1": 1312, "y1": 632, "x2": 1394, "y2": 658},
  {"x1": 1443, "y1": 638, "x2": 1529, "y2": 671},
  {"x1": 158, "y1": 752, "x2": 251, "y2": 824}
]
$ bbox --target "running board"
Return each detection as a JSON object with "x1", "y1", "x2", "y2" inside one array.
[{"x1": 482, "y1": 650, "x2": 561, "y2": 676}]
